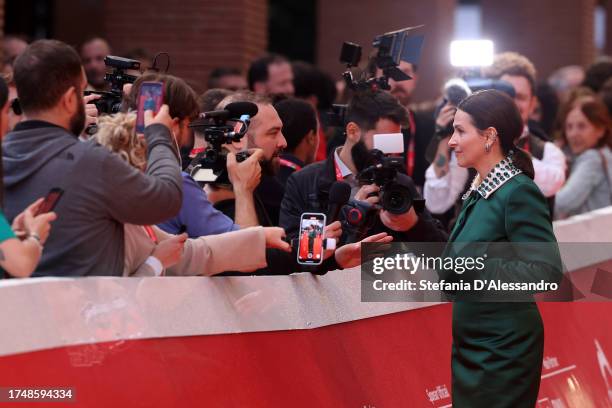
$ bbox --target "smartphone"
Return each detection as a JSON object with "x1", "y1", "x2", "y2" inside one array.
[
  {"x1": 35, "y1": 188, "x2": 64, "y2": 216},
  {"x1": 297, "y1": 213, "x2": 326, "y2": 265},
  {"x1": 136, "y1": 81, "x2": 164, "y2": 133}
]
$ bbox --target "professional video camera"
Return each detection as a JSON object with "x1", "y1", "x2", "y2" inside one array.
[
  {"x1": 85, "y1": 56, "x2": 140, "y2": 115},
  {"x1": 340, "y1": 26, "x2": 424, "y2": 92},
  {"x1": 321, "y1": 26, "x2": 424, "y2": 130},
  {"x1": 187, "y1": 101, "x2": 258, "y2": 186},
  {"x1": 357, "y1": 149, "x2": 424, "y2": 215}
]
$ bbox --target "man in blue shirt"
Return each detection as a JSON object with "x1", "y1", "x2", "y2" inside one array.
[{"x1": 158, "y1": 149, "x2": 263, "y2": 238}]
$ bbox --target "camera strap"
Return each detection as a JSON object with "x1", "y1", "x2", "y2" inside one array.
[
  {"x1": 189, "y1": 147, "x2": 206, "y2": 157},
  {"x1": 279, "y1": 158, "x2": 302, "y2": 171},
  {"x1": 334, "y1": 159, "x2": 344, "y2": 181},
  {"x1": 143, "y1": 226, "x2": 159, "y2": 244}
]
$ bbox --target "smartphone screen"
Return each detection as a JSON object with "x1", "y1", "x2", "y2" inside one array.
[
  {"x1": 297, "y1": 213, "x2": 326, "y2": 265},
  {"x1": 35, "y1": 188, "x2": 64, "y2": 216},
  {"x1": 136, "y1": 81, "x2": 164, "y2": 133}
]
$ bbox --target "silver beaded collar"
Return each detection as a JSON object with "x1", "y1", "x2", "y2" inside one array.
[{"x1": 462, "y1": 155, "x2": 522, "y2": 200}]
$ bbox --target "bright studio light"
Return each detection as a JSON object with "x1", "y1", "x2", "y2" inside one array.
[{"x1": 450, "y1": 40, "x2": 494, "y2": 67}]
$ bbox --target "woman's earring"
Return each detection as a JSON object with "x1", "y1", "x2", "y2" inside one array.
[{"x1": 485, "y1": 143, "x2": 491, "y2": 153}]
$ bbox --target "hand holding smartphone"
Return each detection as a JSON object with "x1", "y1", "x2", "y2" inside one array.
[
  {"x1": 297, "y1": 213, "x2": 326, "y2": 265},
  {"x1": 35, "y1": 188, "x2": 64, "y2": 216},
  {"x1": 136, "y1": 81, "x2": 165, "y2": 133}
]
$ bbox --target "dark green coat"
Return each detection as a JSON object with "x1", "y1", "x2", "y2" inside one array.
[{"x1": 444, "y1": 165, "x2": 563, "y2": 408}]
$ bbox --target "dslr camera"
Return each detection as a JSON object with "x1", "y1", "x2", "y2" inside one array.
[
  {"x1": 357, "y1": 149, "x2": 424, "y2": 215},
  {"x1": 187, "y1": 102, "x2": 258, "y2": 186},
  {"x1": 85, "y1": 56, "x2": 140, "y2": 115}
]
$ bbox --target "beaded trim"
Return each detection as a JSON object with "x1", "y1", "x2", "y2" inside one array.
[{"x1": 462, "y1": 155, "x2": 522, "y2": 200}]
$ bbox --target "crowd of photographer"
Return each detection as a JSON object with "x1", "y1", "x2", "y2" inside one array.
[{"x1": 0, "y1": 30, "x2": 611, "y2": 278}]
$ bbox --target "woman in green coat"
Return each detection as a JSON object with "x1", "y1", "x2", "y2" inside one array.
[{"x1": 443, "y1": 90, "x2": 563, "y2": 407}]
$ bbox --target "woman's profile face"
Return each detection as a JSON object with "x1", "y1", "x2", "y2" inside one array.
[
  {"x1": 448, "y1": 109, "x2": 486, "y2": 168},
  {"x1": 565, "y1": 107, "x2": 605, "y2": 155}
]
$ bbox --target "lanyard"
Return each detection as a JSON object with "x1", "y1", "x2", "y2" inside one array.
[
  {"x1": 189, "y1": 147, "x2": 206, "y2": 158},
  {"x1": 279, "y1": 158, "x2": 302, "y2": 171},
  {"x1": 334, "y1": 157, "x2": 344, "y2": 181},
  {"x1": 143, "y1": 226, "x2": 158, "y2": 244},
  {"x1": 406, "y1": 110, "x2": 416, "y2": 177}
]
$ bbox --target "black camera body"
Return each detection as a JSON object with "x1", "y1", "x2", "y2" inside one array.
[
  {"x1": 357, "y1": 149, "x2": 421, "y2": 215},
  {"x1": 339, "y1": 199, "x2": 378, "y2": 244},
  {"x1": 86, "y1": 56, "x2": 140, "y2": 115},
  {"x1": 187, "y1": 102, "x2": 258, "y2": 186},
  {"x1": 339, "y1": 26, "x2": 424, "y2": 92}
]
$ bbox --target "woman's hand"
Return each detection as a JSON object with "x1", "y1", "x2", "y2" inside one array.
[
  {"x1": 14, "y1": 198, "x2": 57, "y2": 244},
  {"x1": 264, "y1": 227, "x2": 291, "y2": 252},
  {"x1": 152, "y1": 233, "x2": 187, "y2": 268}
]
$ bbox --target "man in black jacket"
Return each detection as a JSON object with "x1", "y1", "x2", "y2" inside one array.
[
  {"x1": 208, "y1": 91, "x2": 287, "y2": 226},
  {"x1": 280, "y1": 90, "x2": 447, "y2": 244}
]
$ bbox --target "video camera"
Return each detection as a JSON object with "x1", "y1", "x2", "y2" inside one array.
[
  {"x1": 357, "y1": 149, "x2": 424, "y2": 215},
  {"x1": 187, "y1": 101, "x2": 258, "y2": 186},
  {"x1": 85, "y1": 56, "x2": 140, "y2": 115},
  {"x1": 340, "y1": 26, "x2": 424, "y2": 92},
  {"x1": 320, "y1": 26, "x2": 424, "y2": 130}
]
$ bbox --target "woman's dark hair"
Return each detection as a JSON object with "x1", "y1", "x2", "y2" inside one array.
[
  {"x1": 457, "y1": 89, "x2": 535, "y2": 179},
  {"x1": 125, "y1": 73, "x2": 199, "y2": 121}
]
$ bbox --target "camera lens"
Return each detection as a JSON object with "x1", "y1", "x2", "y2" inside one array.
[{"x1": 382, "y1": 182, "x2": 412, "y2": 214}]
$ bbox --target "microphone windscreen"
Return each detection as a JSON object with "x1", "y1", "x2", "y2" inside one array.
[
  {"x1": 226, "y1": 101, "x2": 259, "y2": 118},
  {"x1": 443, "y1": 78, "x2": 471, "y2": 106}
]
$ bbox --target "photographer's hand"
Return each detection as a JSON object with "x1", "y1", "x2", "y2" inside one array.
[
  {"x1": 354, "y1": 184, "x2": 380, "y2": 206},
  {"x1": 324, "y1": 221, "x2": 342, "y2": 241},
  {"x1": 380, "y1": 207, "x2": 418, "y2": 232},
  {"x1": 435, "y1": 103, "x2": 456, "y2": 130},
  {"x1": 144, "y1": 104, "x2": 174, "y2": 131},
  {"x1": 227, "y1": 149, "x2": 264, "y2": 194},
  {"x1": 228, "y1": 149, "x2": 264, "y2": 228},
  {"x1": 334, "y1": 232, "x2": 393, "y2": 269},
  {"x1": 322, "y1": 221, "x2": 342, "y2": 260},
  {"x1": 82, "y1": 94, "x2": 101, "y2": 138},
  {"x1": 433, "y1": 104, "x2": 456, "y2": 178}
]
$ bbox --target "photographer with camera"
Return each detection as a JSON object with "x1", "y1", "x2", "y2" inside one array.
[
  {"x1": 2, "y1": 40, "x2": 183, "y2": 277},
  {"x1": 206, "y1": 91, "x2": 287, "y2": 227},
  {"x1": 280, "y1": 90, "x2": 447, "y2": 244},
  {"x1": 93, "y1": 111, "x2": 292, "y2": 276},
  {"x1": 124, "y1": 73, "x2": 263, "y2": 236}
]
